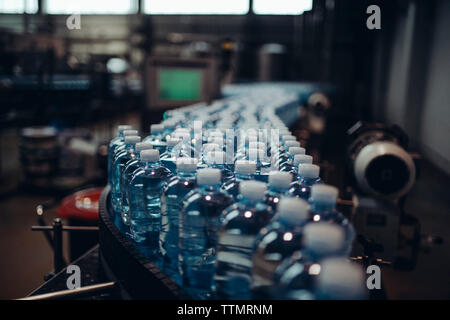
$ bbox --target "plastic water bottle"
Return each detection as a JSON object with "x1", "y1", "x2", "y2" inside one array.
[
  {"x1": 279, "y1": 147, "x2": 306, "y2": 172},
  {"x1": 215, "y1": 180, "x2": 273, "y2": 299},
  {"x1": 252, "y1": 197, "x2": 311, "y2": 296},
  {"x1": 289, "y1": 164, "x2": 321, "y2": 200},
  {"x1": 248, "y1": 148, "x2": 272, "y2": 182},
  {"x1": 127, "y1": 149, "x2": 172, "y2": 264},
  {"x1": 160, "y1": 158, "x2": 198, "y2": 285},
  {"x1": 277, "y1": 141, "x2": 301, "y2": 167},
  {"x1": 111, "y1": 135, "x2": 141, "y2": 213},
  {"x1": 205, "y1": 151, "x2": 234, "y2": 182},
  {"x1": 313, "y1": 258, "x2": 367, "y2": 300},
  {"x1": 120, "y1": 142, "x2": 153, "y2": 226},
  {"x1": 273, "y1": 223, "x2": 348, "y2": 299},
  {"x1": 309, "y1": 184, "x2": 355, "y2": 255},
  {"x1": 264, "y1": 171, "x2": 293, "y2": 210},
  {"x1": 108, "y1": 128, "x2": 137, "y2": 185},
  {"x1": 221, "y1": 160, "x2": 256, "y2": 199},
  {"x1": 160, "y1": 138, "x2": 182, "y2": 174},
  {"x1": 143, "y1": 124, "x2": 167, "y2": 154},
  {"x1": 291, "y1": 154, "x2": 313, "y2": 178},
  {"x1": 107, "y1": 125, "x2": 132, "y2": 184},
  {"x1": 180, "y1": 168, "x2": 233, "y2": 299},
  {"x1": 111, "y1": 129, "x2": 138, "y2": 164}
]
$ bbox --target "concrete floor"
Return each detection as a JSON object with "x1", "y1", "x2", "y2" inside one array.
[{"x1": 0, "y1": 194, "x2": 70, "y2": 299}]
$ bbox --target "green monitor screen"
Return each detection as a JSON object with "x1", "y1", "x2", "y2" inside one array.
[{"x1": 158, "y1": 69, "x2": 202, "y2": 100}]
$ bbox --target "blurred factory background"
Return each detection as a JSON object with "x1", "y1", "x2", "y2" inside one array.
[{"x1": 0, "y1": 0, "x2": 449, "y2": 299}]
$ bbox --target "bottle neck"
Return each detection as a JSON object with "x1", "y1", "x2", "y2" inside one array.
[
  {"x1": 298, "y1": 176, "x2": 318, "y2": 185},
  {"x1": 126, "y1": 144, "x2": 137, "y2": 155},
  {"x1": 177, "y1": 171, "x2": 196, "y2": 179},
  {"x1": 269, "y1": 185, "x2": 289, "y2": 193},
  {"x1": 152, "y1": 132, "x2": 163, "y2": 141},
  {"x1": 200, "y1": 184, "x2": 220, "y2": 191},
  {"x1": 239, "y1": 196, "x2": 260, "y2": 206},
  {"x1": 143, "y1": 160, "x2": 160, "y2": 168},
  {"x1": 235, "y1": 173, "x2": 253, "y2": 181},
  {"x1": 311, "y1": 201, "x2": 336, "y2": 213}
]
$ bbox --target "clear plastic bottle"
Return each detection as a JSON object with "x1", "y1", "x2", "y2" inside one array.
[
  {"x1": 111, "y1": 135, "x2": 141, "y2": 213},
  {"x1": 179, "y1": 168, "x2": 233, "y2": 299},
  {"x1": 143, "y1": 124, "x2": 167, "y2": 154},
  {"x1": 277, "y1": 141, "x2": 301, "y2": 167},
  {"x1": 252, "y1": 197, "x2": 311, "y2": 297},
  {"x1": 273, "y1": 223, "x2": 348, "y2": 299},
  {"x1": 248, "y1": 148, "x2": 272, "y2": 182},
  {"x1": 127, "y1": 149, "x2": 173, "y2": 265},
  {"x1": 291, "y1": 154, "x2": 313, "y2": 178},
  {"x1": 204, "y1": 150, "x2": 234, "y2": 183},
  {"x1": 264, "y1": 171, "x2": 293, "y2": 210},
  {"x1": 215, "y1": 180, "x2": 273, "y2": 299},
  {"x1": 160, "y1": 138, "x2": 182, "y2": 174},
  {"x1": 107, "y1": 125, "x2": 132, "y2": 185},
  {"x1": 111, "y1": 129, "x2": 138, "y2": 167},
  {"x1": 160, "y1": 158, "x2": 198, "y2": 285},
  {"x1": 309, "y1": 184, "x2": 355, "y2": 255},
  {"x1": 279, "y1": 147, "x2": 306, "y2": 172},
  {"x1": 221, "y1": 160, "x2": 256, "y2": 199},
  {"x1": 289, "y1": 164, "x2": 322, "y2": 200},
  {"x1": 119, "y1": 142, "x2": 153, "y2": 226}
]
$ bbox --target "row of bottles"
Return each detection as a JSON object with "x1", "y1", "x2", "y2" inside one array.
[{"x1": 107, "y1": 88, "x2": 365, "y2": 300}]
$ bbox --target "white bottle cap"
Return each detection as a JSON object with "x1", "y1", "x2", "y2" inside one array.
[
  {"x1": 284, "y1": 141, "x2": 301, "y2": 148},
  {"x1": 209, "y1": 131, "x2": 224, "y2": 138},
  {"x1": 302, "y1": 223, "x2": 345, "y2": 255},
  {"x1": 235, "y1": 160, "x2": 256, "y2": 175},
  {"x1": 124, "y1": 135, "x2": 141, "y2": 144},
  {"x1": 277, "y1": 197, "x2": 310, "y2": 225},
  {"x1": 167, "y1": 138, "x2": 180, "y2": 147},
  {"x1": 288, "y1": 147, "x2": 306, "y2": 156},
  {"x1": 135, "y1": 142, "x2": 153, "y2": 152},
  {"x1": 176, "y1": 158, "x2": 198, "y2": 172},
  {"x1": 151, "y1": 124, "x2": 164, "y2": 134},
  {"x1": 268, "y1": 171, "x2": 292, "y2": 189},
  {"x1": 317, "y1": 258, "x2": 366, "y2": 300},
  {"x1": 209, "y1": 137, "x2": 224, "y2": 146},
  {"x1": 202, "y1": 143, "x2": 220, "y2": 153},
  {"x1": 248, "y1": 148, "x2": 266, "y2": 161},
  {"x1": 173, "y1": 131, "x2": 190, "y2": 140},
  {"x1": 118, "y1": 125, "x2": 132, "y2": 133},
  {"x1": 249, "y1": 142, "x2": 266, "y2": 150},
  {"x1": 163, "y1": 120, "x2": 176, "y2": 129},
  {"x1": 298, "y1": 164, "x2": 320, "y2": 178},
  {"x1": 239, "y1": 180, "x2": 267, "y2": 201},
  {"x1": 293, "y1": 154, "x2": 313, "y2": 166},
  {"x1": 123, "y1": 129, "x2": 138, "y2": 136},
  {"x1": 197, "y1": 168, "x2": 221, "y2": 186},
  {"x1": 140, "y1": 149, "x2": 160, "y2": 162},
  {"x1": 175, "y1": 127, "x2": 190, "y2": 133},
  {"x1": 310, "y1": 184, "x2": 339, "y2": 204},
  {"x1": 282, "y1": 135, "x2": 296, "y2": 142}
]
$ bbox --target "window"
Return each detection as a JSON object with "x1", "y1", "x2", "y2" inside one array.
[
  {"x1": 253, "y1": 0, "x2": 313, "y2": 15},
  {"x1": 45, "y1": 0, "x2": 137, "y2": 14},
  {"x1": 144, "y1": 0, "x2": 249, "y2": 15},
  {"x1": 0, "y1": 0, "x2": 38, "y2": 13}
]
